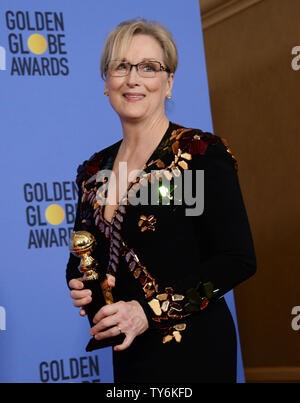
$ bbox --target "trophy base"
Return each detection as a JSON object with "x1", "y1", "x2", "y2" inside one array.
[
  {"x1": 82, "y1": 278, "x2": 126, "y2": 351},
  {"x1": 85, "y1": 333, "x2": 126, "y2": 352}
]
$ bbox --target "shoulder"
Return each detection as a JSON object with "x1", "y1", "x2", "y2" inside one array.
[
  {"x1": 169, "y1": 124, "x2": 238, "y2": 171},
  {"x1": 75, "y1": 140, "x2": 121, "y2": 187}
]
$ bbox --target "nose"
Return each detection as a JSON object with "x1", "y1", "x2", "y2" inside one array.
[{"x1": 126, "y1": 65, "x2": 140, "y2": 86}]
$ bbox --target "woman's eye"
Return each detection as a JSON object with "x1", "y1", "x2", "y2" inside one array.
[
  {"x1": 140, "y1": 63, "x2": 156, "y2": 72},
  {"x1": 116, "y1": 63, "x2": 127, "y2": 70}
]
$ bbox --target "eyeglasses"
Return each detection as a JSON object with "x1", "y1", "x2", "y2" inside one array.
[{"x1": 107, "y1": 60, "x2": 170, "y2": 78}]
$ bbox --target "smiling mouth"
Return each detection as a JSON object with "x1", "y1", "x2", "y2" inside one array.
[{"x1": 123, "y1": 93, "x2": 145, "y2": 100}]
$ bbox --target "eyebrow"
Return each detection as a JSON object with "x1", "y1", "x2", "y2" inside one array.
[{"x1": 118, "y1": 58, "x2": 158, "y2": 62}]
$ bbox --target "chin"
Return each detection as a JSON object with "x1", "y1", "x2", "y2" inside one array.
[
  {"x1": 119, "y1": 113, "x2": 146, "y2": 122},
  {"x1": 115, "y1": 107, "x2": 148, "y2": 122}
]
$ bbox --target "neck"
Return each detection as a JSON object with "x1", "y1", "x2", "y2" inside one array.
[{"x1": 119, "y1": 114, "x2": 169, "y2": 157}]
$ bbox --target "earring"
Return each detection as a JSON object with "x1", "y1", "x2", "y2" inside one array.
[
  {"x1": 166, "y1": 92, "x2": 172, "y2": 99},
  {"x1": 104, "y1": 90, "x2": 109, "y2": 96}
]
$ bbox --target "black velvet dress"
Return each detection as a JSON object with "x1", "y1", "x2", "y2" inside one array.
[{"x1": 66, "y1": 121, "x2": 256, "y2": 383}]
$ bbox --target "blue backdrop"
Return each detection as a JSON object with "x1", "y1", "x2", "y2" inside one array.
[{"x1": 0, "y1": 0, "x2": 245, "y2": 383}]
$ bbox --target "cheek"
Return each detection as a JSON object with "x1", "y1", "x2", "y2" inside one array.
[
  {"x1": 146, "y1": 79, "x2": 166, "y2": 94},
  {"x1": 106, "y1": 76, "x2": 124, "y2": 93},
  {"x1": 145, "y1": 83, "x2": 168, "y2": 108},
  {"x1": 107, "y1": 80, "x2": 124, "y2": 106}
]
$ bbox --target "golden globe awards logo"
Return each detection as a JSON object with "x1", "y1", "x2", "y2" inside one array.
[
  {"x1": 24, "y1": 181, "x2": 78, "y2": 249},
  {"x1": 39, "y1": 355, "x2": 100, "y2": 383},
  {"x1": 3, "y1": 10, "x2": 69, "y2": 76}
]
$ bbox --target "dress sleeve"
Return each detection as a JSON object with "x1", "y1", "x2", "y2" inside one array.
[
  {"x1": 182, "y1": 137, "x2": 257, "y2": 299},
  {"x1": 65, "y1": 186, "x2": 83, "y2": 287},
  {"x1": 140, "y1": 136, "x2": 256, "y2": 339},
  {"x1": 65, "y1": 161, "x2": 89, "y2": 287}
]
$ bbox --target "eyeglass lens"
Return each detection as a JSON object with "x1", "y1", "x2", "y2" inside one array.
[{"x1": 109, "y1": 61, "x2": 164, "y2": 77}]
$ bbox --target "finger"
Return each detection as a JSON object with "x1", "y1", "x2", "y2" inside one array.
[
  {"x1": 79, "y1": 308, "x2": 86, "y2": 316},
  {"x1": 113, "y1": 334, "x2": 134, "y2": 352},
  {"x1": 94, "y1": 325, "x2": 122, "y2": 341},
  {"x1": 69, "y1": 278, "x2": 84, "y2": 290},
  {"x1": 73, "y1": 295, "x2": 92, "y2": 307},
  {"x1": 90, "y1": 314, "x2": 119, "y2": 335},
  {"x1": 70, "y1": 289, "x2": 91, "y2": 300},
  {"x1": 106, "y1": 274, "x2": 116, "y2": 287},
  {"x1": 93, "y1": 301, "x2": 121, "y2": 324}
]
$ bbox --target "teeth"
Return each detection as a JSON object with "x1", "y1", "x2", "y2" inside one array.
[{"x1": 124, "y1": 95, "x2": 144, "y2": 98}]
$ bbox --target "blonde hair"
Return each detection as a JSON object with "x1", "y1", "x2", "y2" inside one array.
[{"x1": 100, "y1": 18, "x2": 178, "y2": 79}]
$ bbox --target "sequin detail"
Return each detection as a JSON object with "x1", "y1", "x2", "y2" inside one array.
[
  {"x1": 138, "y1": 214, "x2": 157, "y2": 232},
  {"x1": 220, "y1": 137, "x2": 238, "y2": 170}
]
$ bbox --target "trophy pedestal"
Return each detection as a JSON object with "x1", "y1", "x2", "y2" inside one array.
[
  {"x1": 86, "y1": 333, "x2": 125, "y2": 352},
  {"x1": 69, "y1": 231, "x2": 125, "y2": 352},
  {"x1": 83, "y1": 279, "x2": 125, "y2": 352}
]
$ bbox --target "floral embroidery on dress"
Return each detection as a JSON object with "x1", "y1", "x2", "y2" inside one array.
[
  {"x1": 173, "y1": 129, "x2": 218, "y2": 156},
  {"x1": 85, "y1": 152, "x2": 105, "y2": 176}
]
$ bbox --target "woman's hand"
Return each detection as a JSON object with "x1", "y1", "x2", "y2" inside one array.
[
  {"x1": 90, "y1": 300, "x2": 149, "y2": 351},
  {"x1": 69, "y1": 274, "x2": 116, "y2": 317}
]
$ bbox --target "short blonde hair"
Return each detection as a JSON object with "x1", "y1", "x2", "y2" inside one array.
[{"x1": 100, "y1": 18, "x2": 178, "y2": 79}]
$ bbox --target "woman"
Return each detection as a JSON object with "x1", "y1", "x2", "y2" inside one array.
[{"x1": 66, "y1": 18, "x2": 256, "y2": 383}]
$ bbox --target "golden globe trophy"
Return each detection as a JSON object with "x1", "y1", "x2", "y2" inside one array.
[{"x1": 69, "y1": 230, "x2": 125, "y2": 351}]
